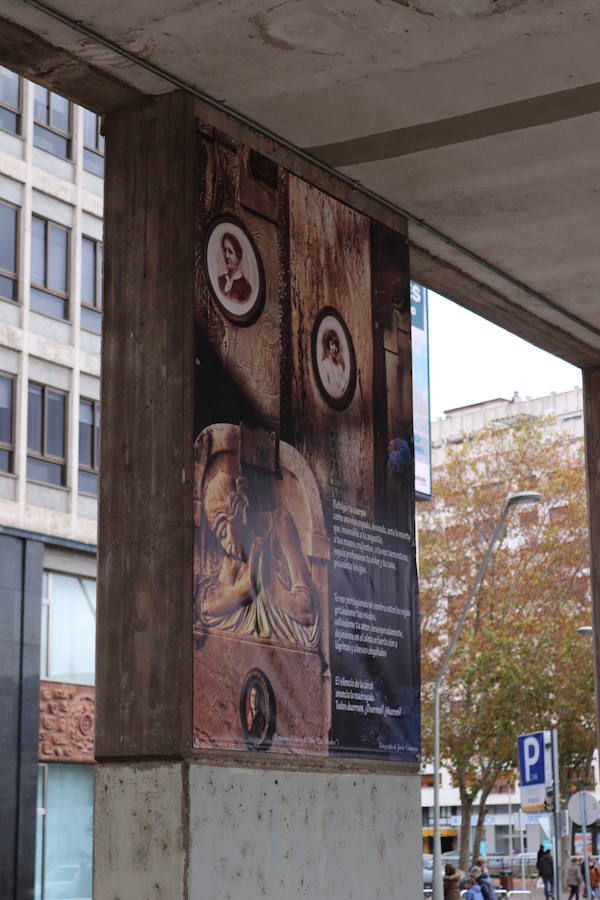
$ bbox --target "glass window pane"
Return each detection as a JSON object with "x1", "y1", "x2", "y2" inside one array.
[
  {"x1": 33, "y1": 123, "x2": 68, "y2": 158},
  {"x1": 50, "y1": 92, "x2": 70, "y2": 134},
  {"x1": 81, "y1": 238, "x2": 95, "y2": 305},
  {"x1": 79, "y1": 400, "x2": 93, "y2": 467},
  {"x1": 98, "y1": 129, "x2": 105, "y2": 154},
  {"x1": 31, "y1": 216, "x2": 46, "y2": 286},
  {"x1": 95, "y1": 405, "x2": 101, "y2": 465},
  {"x1": 83, "y1": 147, "x2": 104, "y2": 177},
  {"x1": 34, "y1": 771, "x2": 44, "y2": 900},
  {"x1": 27, "y1": 384, "x2": 43, "y2": 453},
  {"x1": 40, "y1": 602, "x2": 49, "y2": 678},
  {"x1": 47, "y1": 574, "x2": 96, "y2": 683},
  {"x1": 46, "y1": 391, "x2": 65, "y2": 459},
  {"x1": 0, "y1": 203, "x2": 17, "y2": 275},
  {"x1": 0, "y1": 448, "x2": 11, "y2": 472},
  {"x1": 0, "y1": 274, "x2": 15, "y2": 301},
  {"x1": 0, "y1": 66, "x2": 19, "y2": 109},
  {"x1": 27, "y1": 457, "x2": 64, "y2": 486},
  {"x1": 98, "y1": 245, "x2": 103, "y2": 306},
  {"x1": 83, "y1": 109, "x2": 96, "y2": 147},
  {"x1": 0, "y1": 374, "x2": 13, "y2": 445},
  {"x1": 0, "y1": 107, "x2": 18, "y2": 134},
  {"x1": 43, "y1": 765, "x2": 93, "y2": 900},
  {"x1": 78, "y1": 470, "x2": 98, "y2": 495},
  {"x1": 48, "y1": 225, "x2": 68, "y2": 294},
  {"x1": 33, "y1": 84, "x2": 48, "y2": 124},
  {"x1": 80, "y1": 305, "x2": 102, "y2": 333},
  {"x1": 30, "y1": 287, "x2": 67, "y2": 320}
]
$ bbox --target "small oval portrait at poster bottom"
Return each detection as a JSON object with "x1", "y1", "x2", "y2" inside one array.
[
  {"x1": 239, "y1": 669, "x2": 276, "y2": 751},
  {"x1": 204, "y1": 215, "x2": 265, "y2": 325},
  {"x1": 311, "y1": 307, "x2": 357, "y2": 410}
]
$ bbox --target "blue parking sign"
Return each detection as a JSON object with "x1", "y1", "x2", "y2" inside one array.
[{"x1": 518, "y1": 732, "x2": 545, "y2": 785}]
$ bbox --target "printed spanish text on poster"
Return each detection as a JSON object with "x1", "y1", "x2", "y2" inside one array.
[{"x1": 192, "y1": 124, "x2": 420, "y2": 762}]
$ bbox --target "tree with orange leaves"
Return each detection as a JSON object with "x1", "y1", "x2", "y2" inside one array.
[{"x1": 419, "y1": 415, "x2": 594, "y2": 869}]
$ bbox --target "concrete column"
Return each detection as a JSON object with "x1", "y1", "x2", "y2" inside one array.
[
  {"x1": 96, "y1": 90, "x2": 420, "y2": 900},
  {"x1": 583, "y1": 367, "x2": 600, "y2": 751}
]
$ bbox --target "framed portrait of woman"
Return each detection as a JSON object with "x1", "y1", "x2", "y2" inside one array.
[
  {"x1": 239, "y1": 669, "x2": 276, "y2": 750},
  {"x1": 311, "y1": 306, "x2": 357, "y2": 411},
  {"x1": 203, "y1": 215, "x2": 265, "y2": 325}
]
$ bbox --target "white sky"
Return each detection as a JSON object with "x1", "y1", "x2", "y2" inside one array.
[{"x1": 427, "y1": 291, "x2": 583, "y2": 422}]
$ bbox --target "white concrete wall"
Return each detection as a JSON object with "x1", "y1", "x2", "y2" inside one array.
[
  {"x1": 94, "y1": 761, "x2": 421, "y2": 900},
  {"x1": 94, "y1": 763, "x2": 188, "y2": 900},
  {"x1": 189, "y1": 763, "x2": 421, "y2": 900}
]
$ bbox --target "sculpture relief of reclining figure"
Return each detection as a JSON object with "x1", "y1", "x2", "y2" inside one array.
[{"x1": 198, "y1": 472, "x2": 320, "y2": 650}]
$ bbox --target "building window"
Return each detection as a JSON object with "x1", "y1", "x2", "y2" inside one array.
[
  {"x1": 33, "y1": 85, "x2": 71, "y2": 158},
  {"x1": 30, "y1": 216, "x2": 69, "y2": 319},
  {"x1": 82, "y1": 109, "x2": 105, "y2": 177},
  {"x1": 35, "y1": 764, "x2": 93, "y2": 900},
  {"x1": 0, "y1": 373, "x2": 14, "y2": 473},
  {"x1": 0, "y1": 66, "x2": 21, "y2": 135},
  {"x1": 79, "y1": 399, "x2": 100, "y2": 495},
  {"x1": 40, "y1": 570, "x2": 96, "y2": 684},
  {"x1": 0, "y1": 200, "x2": 18, "y2": 302},
  {"x1": 80, "y1": 237, "x2": 102, "y2": 333},
  {"x1": 27, "y1": 383, "x2": 67, "y2": 486}
]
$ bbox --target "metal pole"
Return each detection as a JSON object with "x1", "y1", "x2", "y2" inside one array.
[
  {"x1": 432, "y1": 499, "x2": 514, "y2": 900},
  {"x1": 581, "y1": 794, "x2": 592, "y2": 900},
  {"x1": 518, "y1": 809, "x2": 526, "y2": 890},
  {"x1": 433, "y1": 681, "x2": 442, "y2": 900},
  {"x1": 551, "y1": 729, "x2": 562, "y2": 900},
  {"x1": 509, "y1": 784, "x2": 513, "y2": 857}
]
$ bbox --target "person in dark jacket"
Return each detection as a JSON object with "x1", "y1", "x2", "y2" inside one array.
[
  {"x1": 469, "y1": 862, "x2": 496, "y2": 900},
  {"x1": 537, "y1": 845, "x2": 546, "y2": 875},
  {"x1": 444, "y1": 863, "x2": 462, "y2": 900},
  {"x1": 476, "y1": 856, "x2": 498, "y2": 900},
  {"x1": 539, "y1": 849, "x2": 555, "y2": 900}
]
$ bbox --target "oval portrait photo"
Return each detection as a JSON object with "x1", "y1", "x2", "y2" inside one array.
[
  {"x1": 311, "y1": 307, "x2": 357, "y2": 410},
  {"x1": 239, "y1": 669, "x2": 276, "y2": 751},
  {"x1": 204, "y1": 216, "x2": 265, "y2": 325}
]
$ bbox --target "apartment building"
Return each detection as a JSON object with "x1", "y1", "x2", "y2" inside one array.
[{"x1": 0, "y1": 67, "x2": 102, "y2": 900}]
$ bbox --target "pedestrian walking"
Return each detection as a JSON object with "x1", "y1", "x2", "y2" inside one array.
[
  {"x1": 588, "y1": 858, "x2": 600, "y2": 899},
  {"x1": 567, "y1": 858, "x2": 583, "y2": 900},
  {"x1": 539, "y1": 849, "x2": 555, "y2": 900},
  {"x1": 464, "y1": 874, "x2": 483, "y2": 900},
  {"x1": 538, "y1": 845, "x2": 546, "y2": 876},
  {"x1": 443, "y1": 863, "x2": 462, "y2": 900},
  {"x1": 475, "y1": 856, "x2": 498, "y2": 900}
]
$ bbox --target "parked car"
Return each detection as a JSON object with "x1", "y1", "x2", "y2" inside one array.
[{"x1": 423, "y1": 854, "x2": 433, "y2": 886}]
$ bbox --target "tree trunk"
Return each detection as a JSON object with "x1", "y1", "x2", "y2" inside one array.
[
  {"x1": 473, "y1": 801, "x2": 487, "y2": 865},
  {"x1": 459, "y1": 789, "x2": 475, "y2": 872}
]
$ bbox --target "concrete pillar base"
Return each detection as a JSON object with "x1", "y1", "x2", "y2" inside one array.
[{"x1": 94, "y1": 761, "x2": 421, "y2": 900}]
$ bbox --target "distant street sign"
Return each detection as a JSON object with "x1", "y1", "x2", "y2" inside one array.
[{"x1": 567, "y1": 791, "x2": 599, "y2": 827}]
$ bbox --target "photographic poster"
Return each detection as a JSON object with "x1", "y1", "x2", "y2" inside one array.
[{"x1": 193, "y1": 125, "x2": 420, "y2": 762}]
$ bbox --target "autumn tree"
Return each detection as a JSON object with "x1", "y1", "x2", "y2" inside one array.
[{"x1": 418, "y1": 415, "x2": 595, "y2": 868}]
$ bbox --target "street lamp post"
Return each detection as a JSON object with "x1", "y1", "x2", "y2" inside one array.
[{"x1": 432, "y1": 491, "x2": 542, "y2": 900}]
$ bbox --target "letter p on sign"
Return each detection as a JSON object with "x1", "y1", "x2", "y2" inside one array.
[{"x1": 523, "y1": 737, "x2": 540, "y2": 782}]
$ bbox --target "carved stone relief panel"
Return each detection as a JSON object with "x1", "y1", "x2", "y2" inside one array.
[{"x1": 38, "y1": 681, "x2": 95, "y2": 763}]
